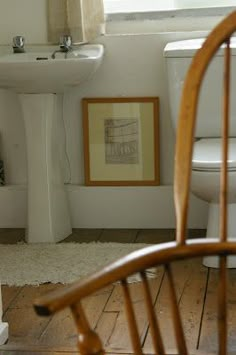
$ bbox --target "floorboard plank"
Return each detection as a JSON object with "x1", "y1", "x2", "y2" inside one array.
[
  {"x1": 99, "y1": 229, "x2": 138, "y2": 243},
  {"x1": 198, "y1": 267, "x2": 218, "y2": 353},
  {"x1": 7, "y1": 284, "x2": 64, "y2": 309},
  {"x1": 197, "y1": 265, "x2": 236, "y2": 353},
  {"x1": 38, "y1": 285, "x2": 113, "y2": 348},
  {"x1": 2, "y1": 284, "x2": 64, "y2": 346},
  {"x1": 3, "y1": 306, "x2": 52, "y2": 345},
  {"x1": 2, "y1": 286, "x2": 22, "y2": 314},
  {"x1": 102, "y1": 268, "x2": 164, "y2": 352},
  {"x1": 62, "y1": 229, "x2": 102, "y2": 243},
  {"x1": 144, "y1": 258, "x2": 208, "y2": 354},
  {"x1": 95, "y1": 312, "x2": 119, "y2": 349},
  {"x1": 227, "y1": 268, "x2": 236, "y2": 352},
  {"x1": 0, "y1": 228, "x2": 25, "y2": 244},
  {"x1": 38, "y1": 307, "x2": 78, "y2": 348},
  {"x1": 1, "y1": 229, "x2": 236, "y2": 354},
  {"x1": 135, "y1": 229, "x2": 175, "y2": 244},
  {"x1": 179, "y1": 258, "x2": 208, "y2": 351}
]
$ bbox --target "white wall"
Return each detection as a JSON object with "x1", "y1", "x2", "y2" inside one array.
[
  {"x1": 0, "y1": 2, "x2": 224, "y2": 229},
  {"x1": 0, "y1": 0, "x2": 47, "y2": 45}
]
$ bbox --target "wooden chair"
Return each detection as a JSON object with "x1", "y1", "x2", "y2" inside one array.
[{"x1": 34, "y1": 11, "x2": 236, "y2": 355}]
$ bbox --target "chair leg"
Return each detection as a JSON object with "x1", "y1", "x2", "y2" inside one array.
[{"x1": 71, "y1": 301, "x2": 105, "y2": 355}]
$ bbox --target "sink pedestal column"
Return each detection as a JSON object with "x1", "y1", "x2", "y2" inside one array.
[{"x1": 20, "y1": 94, "x2": 72, "y2": 243}]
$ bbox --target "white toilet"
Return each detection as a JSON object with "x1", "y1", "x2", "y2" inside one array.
[{"x1": 164, "y1": 38, "x2": 236, "y2": 267}]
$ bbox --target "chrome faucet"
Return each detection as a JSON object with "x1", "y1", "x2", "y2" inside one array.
[
  {"x1": 51, "y1": 35, "x2": 73, "y2": 59},
  {"x1": 12, "y1": 36, "x2": 25, "y2": 53},
  {"x1": 60, "y1": 35, "x2": 72, "y2": 51}
]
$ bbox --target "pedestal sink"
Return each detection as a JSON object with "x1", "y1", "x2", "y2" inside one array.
[{"x1": 0, "y1": 44, "x2": 104, "y2": 242}]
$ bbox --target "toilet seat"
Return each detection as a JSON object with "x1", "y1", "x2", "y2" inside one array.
[{"x1": 192, "y1": 138, "x2": 236, "y2": 172}]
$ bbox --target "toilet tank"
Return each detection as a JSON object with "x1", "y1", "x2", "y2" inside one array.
[{"x1": 164, "y1": 37, "x2": 236, "y2": 137}]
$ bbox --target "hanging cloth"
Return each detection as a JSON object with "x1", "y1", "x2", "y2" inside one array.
[{"x1": 47, "y1": 0, "x2": 105, "y2": 44}]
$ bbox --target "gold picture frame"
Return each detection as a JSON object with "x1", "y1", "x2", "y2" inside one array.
[{"x1": 82, "y1": 97, "x2": 159, "y2": 186}]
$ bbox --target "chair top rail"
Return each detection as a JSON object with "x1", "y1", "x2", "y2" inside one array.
[{"x1": 34, "y1": 239, "x2": 236, "y2": 316}]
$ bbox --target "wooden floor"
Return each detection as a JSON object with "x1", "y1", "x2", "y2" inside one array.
[{"x1": 2, "y1": 228, "x2": 236, "y2": 354}]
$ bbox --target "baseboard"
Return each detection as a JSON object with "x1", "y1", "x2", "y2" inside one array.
[
  {"x1": 0, "y1": 184, "x2": 208, "y2": 228},
  {"x1": 67, "y1": 185, "x2": 208, "y2": 228}
]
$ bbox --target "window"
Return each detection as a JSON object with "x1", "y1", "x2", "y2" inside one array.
[
  {"x1": 104, "y1": 0, "x2": 236, "y2": 13},
  {"x1": 175, "y1": 0, "x2": 236, "y2": 8},
  {"x1": 104, "y1": 0, "x2": 174, "y2": 13}
]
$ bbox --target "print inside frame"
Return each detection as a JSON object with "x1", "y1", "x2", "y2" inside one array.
[{"x1": 82, "y1": 97, "x2": 160, "y2": 186}]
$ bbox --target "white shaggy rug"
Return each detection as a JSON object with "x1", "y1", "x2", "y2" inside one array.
[{"x1": 0, "y1": 242, "x2": 152, "y2": 286}]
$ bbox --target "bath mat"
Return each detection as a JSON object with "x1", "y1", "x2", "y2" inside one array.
[{"x1": 0, "y1": 242, "x2": 156, "y2": 286}]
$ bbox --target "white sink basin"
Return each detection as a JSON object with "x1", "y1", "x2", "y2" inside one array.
[{"x1": 0, "y1": 44, "x2": 104, "y2": 93}]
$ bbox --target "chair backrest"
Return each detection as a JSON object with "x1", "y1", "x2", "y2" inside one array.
[
  {"x1": 34, "y1": 11, "x2": 236, "y2": 355},
  {"x1": 173, "y1": 10, "x2": 236, "y2": 354},
  {"x1": 174, "y1": 11, "x2": 236, "y2": 246}
]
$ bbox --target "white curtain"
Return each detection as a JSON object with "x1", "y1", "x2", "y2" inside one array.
[{"x1": 47, "y1": 0, "x2": 105, "y2": 44}]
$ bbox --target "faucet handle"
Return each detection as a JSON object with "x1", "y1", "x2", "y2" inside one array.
[
  {"x1": 13, "y1": 35, "x2": 25, "y2": 48},
  {"x1": 59, "y1": 35, "x2": 72, "y2": 50}
]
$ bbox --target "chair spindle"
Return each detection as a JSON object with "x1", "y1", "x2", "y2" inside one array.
[
  {"x1": 220, "y1": 38, "x2": 231, "y2": 243},
  {"x1": 121, "y1": 279, "x2": 143, "y2": 355},
  {"x1": 217, "y1": 39, "x2": 230, "y2": 355},
  {"x1": 165, "y1": 264, "x2": 188, "y2": 355},
  {"x1": 140, "y1": 271, "x2": 165, "y2": 355}
]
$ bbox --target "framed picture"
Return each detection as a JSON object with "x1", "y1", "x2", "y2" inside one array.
[{"x1": 82, "y1": 97, "x2": 159, "y2": 186}]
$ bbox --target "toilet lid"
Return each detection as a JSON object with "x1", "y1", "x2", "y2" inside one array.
[{"x1": 192, "y1": 138, "x2": 236, "y2": 171}]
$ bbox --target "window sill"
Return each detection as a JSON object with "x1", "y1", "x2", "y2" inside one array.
[{"x1": 106, "y1": 6, "x2": 236, "y2": 22}]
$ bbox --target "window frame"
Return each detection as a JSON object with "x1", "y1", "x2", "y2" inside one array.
[{"x1": 104, "y1": 0, "x2": 236, "y2": 14}]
